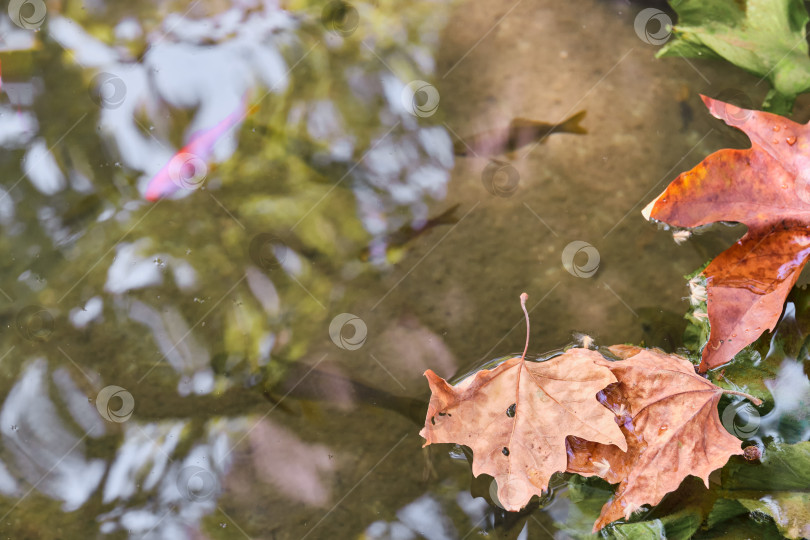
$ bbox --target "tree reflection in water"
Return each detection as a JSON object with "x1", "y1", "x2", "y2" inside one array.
[{"x1": 0, "y1": 0, "x2": 460, "y2": 536}]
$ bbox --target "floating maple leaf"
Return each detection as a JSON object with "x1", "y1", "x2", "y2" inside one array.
[
  {"x1": 643, "y1": 95, "x2": 810, "y2": 372},
  {"x1": 421, "y1": 295, "x2": 762, "y2": 531},
  {"x1": 566, "y1": 346, "x2": 749, "y2": 531},
  {"x1": 419, "y1": 295, "x2": 627, "y2": 511}
]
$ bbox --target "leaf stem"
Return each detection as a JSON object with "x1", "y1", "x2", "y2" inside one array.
[
  {"x1": 520, "y1": 293, "x2": 529, "y2": 360},
  {"x1": 720, "y1": 389, "x2": 763, "y2": 406}
]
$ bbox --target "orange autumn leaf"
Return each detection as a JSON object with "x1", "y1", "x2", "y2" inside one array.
[
  {"x1": 643, "y1": 95, "x2": 810, "y2": 372},
  {"x1": 420, "y1": 296, "x2": 627, "y2": 512},
  {"x1": 419, "y1": 348, "x2": 627, "y2": 511},
  {"x1": 566, "y1": 346, "x2": 746, "y2": 531}
]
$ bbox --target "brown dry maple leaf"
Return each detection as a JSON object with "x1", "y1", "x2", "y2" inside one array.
[
  {"x1": 566, "y1": 345, "x2": 748, "y2": 531},
  {"x1": 643, "y1": 95, "x2": 810, "y2": 372},
  {"x1": 419, "y1": 295, "x2": 627, "y2": 511}
]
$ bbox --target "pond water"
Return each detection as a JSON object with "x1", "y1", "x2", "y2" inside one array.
[{"x1": 1, "y1": 0, "x2": 809, "y2": 538}]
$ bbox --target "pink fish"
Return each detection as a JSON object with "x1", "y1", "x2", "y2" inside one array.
[{"x1": 145, "y1": 96, "x2": 252, "y2": 201}]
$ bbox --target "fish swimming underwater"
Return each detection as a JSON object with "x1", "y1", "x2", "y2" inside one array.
[
  {"x1": 360, "y1": 203, "x2": 461, "y2": 264},
  {"x1": 453, "y1": 111, "x2": 587, "y2": 157},
  {"x1": 145, "y1": 96, "x2": 254, "y2": 201},
  {"x1": 677, "y1": 84, "x2": 693, "y2": 132}
]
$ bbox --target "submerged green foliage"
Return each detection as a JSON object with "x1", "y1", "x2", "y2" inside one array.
[
  {"x1": 714, "y1": 442, "x2": 810, "y2": 539},
  {"x1": 658, "y1": 0, "x2": 810, "y2": 115}
]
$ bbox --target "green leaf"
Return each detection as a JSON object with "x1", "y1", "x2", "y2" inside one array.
[
  {"x1": 710, "y1": 443, "x2": 810, "y2": 537},
  {"x1": 660, "y1": 509, "x2": 703, "y2": 540},
  {"x1": 557, "y1": 476, "x2": 614, "y2": 538},
  {"x1": 737, "y1": 494, "x2": 810, "y2": 539},
  {"x1": 611, "y1": 520, "x2": 665, "y2": 539},
  {"x1": 706, "y1": 498, "x2": 749, "y2": 529},
  {"x1": 560, "y1": 477, "x2": 702, "y2": 539},
  {"x1": 722, "y1": 441, "x2": 810, "y2": 491},
  {"x1": 693, "y1": 515, "x2": 784, "y2": 539},
  {"x1": 608, "y1": 509, "x2": 701, "y2": 540},
  {"x1": 658, "y1": 0, "x2": 810, "y2": 114}
]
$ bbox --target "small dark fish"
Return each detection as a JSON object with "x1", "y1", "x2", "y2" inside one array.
[
  {"x1": 454, "y1": 111, "x2": 587, "y2": 157},
  {"x1": 677, "y1": 84, "x2": 693, "y2": 132},
  {"x1": 360, "y1": 203, "x2": 461, "y2": 263}
]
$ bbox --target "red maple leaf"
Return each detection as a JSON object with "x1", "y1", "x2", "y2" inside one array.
[{"x1": 643, "y1": 95, "x2": 810, "y2": 372}]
